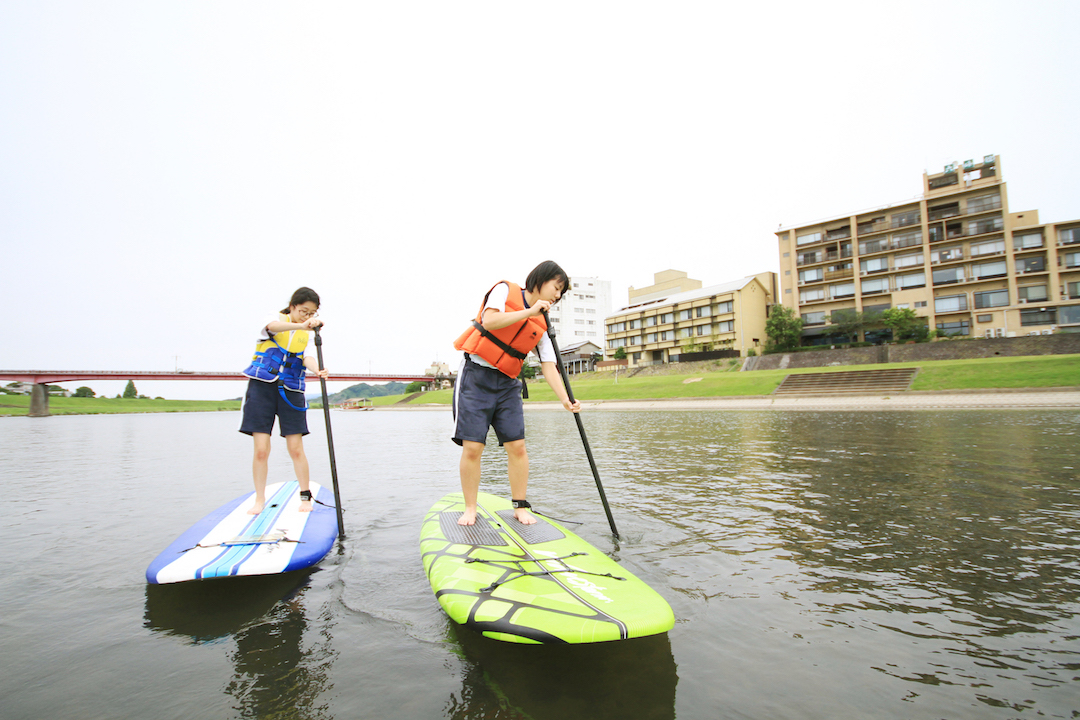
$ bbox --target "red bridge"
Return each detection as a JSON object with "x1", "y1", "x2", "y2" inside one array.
[{"x1": 0, "y1": 370, "x2": 449, "y2": 417}]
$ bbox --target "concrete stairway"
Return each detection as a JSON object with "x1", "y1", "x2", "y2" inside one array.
[{"x1": 773, "y1": 368, "x2": 918, "y2": 396}]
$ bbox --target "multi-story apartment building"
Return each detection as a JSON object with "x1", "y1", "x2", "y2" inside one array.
[
  {"x1": 604, "y1": 272, "x2": 776, "y2": 365},
  {"x1": 546, "y1": 275, "x2": 612, "y2": 349},
  {"x1": 777, "y1": 155, "x2": 1080, "y2": 343}
]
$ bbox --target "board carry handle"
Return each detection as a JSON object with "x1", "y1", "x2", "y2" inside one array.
[
  {"x1": 314, "y1": 326, "x2": 346, "y2": 540},
  {"x1": 541, "y1": 309, "x2": 620, "y2": 540}
]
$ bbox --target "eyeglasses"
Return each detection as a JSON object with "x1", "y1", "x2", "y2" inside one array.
[{"x1": 297, "y1": 308, "x2": 319, "y2": 319}]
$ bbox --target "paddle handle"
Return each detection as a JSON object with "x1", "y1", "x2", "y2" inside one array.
[
  {"x1": 541, "y1": 309, "x2": 620, "y2": 539},
  {"x1": 314, "y1": 327, "x2": 346, "y2": 540}
]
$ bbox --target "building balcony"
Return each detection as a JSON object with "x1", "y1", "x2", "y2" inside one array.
[{"x1": 824, "y1": 268, "x2": 854, "y2": 281}]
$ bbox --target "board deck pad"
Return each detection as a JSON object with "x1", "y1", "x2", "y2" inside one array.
[
  {"x1": 421, "y1": 492, "x2": 675, "y2": 644},
  {"x1": 147, "y1": 480, "x2": 338, "y2": 584}
]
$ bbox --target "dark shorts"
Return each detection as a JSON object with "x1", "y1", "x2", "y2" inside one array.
[
  {"x1": 452, "y1": 358, "x2": 525, "y2": 446},
  {"x1": 239, "y1": 379, "x2": 309, "y2": 437}
]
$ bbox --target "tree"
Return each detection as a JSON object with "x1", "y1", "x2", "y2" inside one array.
[
  {"x1": 123, "y1": 380, "x2": 138, "y2": 399},
  {"x1": 764, "y1": 305, "x2": 803, "y2": 352},
  {"x1": 74, "y1": 386, "x2": 95, "y2": 398},
  {"x1": 613, "y1": 346, "x2": 627, "y2": 360},
  {"x1": 880, "y1": 308, "x2": 929, "y2": 342},
  {"x1": 826, "y1": 308, "x2": 885, "y2": 343}
]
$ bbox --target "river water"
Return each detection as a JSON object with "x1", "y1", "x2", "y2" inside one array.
[{"x1": 1, "y1": 408, "x2": 1078, "y2": 719}]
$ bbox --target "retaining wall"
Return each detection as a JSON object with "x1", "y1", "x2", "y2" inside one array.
[{"x1": 751, "y1": 334, "x2": 1080, "y2": 371}]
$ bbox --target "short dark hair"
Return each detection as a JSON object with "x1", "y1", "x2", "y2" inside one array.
[
  {"x1": 524, "y1": 261, "x2": 570, "y2": 303},
  {"x1": 281, "y1": 287, "x2": 320, "y2": 314}
]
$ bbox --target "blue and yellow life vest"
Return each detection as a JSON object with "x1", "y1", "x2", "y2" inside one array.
[{"x1": 243, "y1": 316, "x2": 309, "y2": 405}]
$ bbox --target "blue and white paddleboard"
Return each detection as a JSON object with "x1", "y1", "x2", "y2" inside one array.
[{"x1": 146, "y1": 480, "x2": 338, "y2": 584}]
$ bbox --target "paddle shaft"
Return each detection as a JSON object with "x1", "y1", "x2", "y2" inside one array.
[
  {"x1": 541, "y1": 310, "x2": 620, "y2": 539},
  {"x1": 313, "y1": 327, "x2": 345, "y2": 540}
]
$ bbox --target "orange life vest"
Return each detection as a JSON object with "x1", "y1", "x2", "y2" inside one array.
[{"x1": 454, "y1": 281, "x2": 549, "y2": 378}]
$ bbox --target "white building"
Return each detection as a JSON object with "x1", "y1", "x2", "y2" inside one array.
[{"x1": 547, "y1": 275, "x2": 612, "y2": 350}]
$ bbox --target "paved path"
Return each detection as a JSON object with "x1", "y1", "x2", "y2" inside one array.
[{"x1": 519, "y1": 388, "x2": 1080, "y2": 411}]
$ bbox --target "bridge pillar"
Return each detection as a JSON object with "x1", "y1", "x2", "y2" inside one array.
[{"x1": 29, "y1": 384, "x2": 50, "y2": 417}]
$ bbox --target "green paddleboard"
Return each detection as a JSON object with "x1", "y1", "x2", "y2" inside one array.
[{"x1": 420, "y1": 492, "x2": 675, "y2": 644}]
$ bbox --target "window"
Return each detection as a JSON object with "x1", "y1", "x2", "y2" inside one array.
[
  {"x1": 895, "y1": 253, "x2": 924, "y2": 269},
  {"x1": 647, "y1": 333, "x2": 658, "y2": 343},
  {"x1": 696, "y1": 306, "x2": 711, "y2": 318},
  {"x1": 801, "y1": 312, "x2": 826, "y2": 326},
  {"x1": 973, "y1": 289, "x2": 1009, "y2": 308},
  {"x1": 932, "y1": 247, "x2": 964, "y2": 263},
  {"x1": 660, "y1": 331, "x2": 673, "y2": 341},
  {"x1": 1063, "y1": 252, "x2": 1080, "y2": 268},
  {"x1": 935, "y1": 294, "x2": 969, "y2": 313},
  {"x1": 679, "y1": 328, "x2": 693, "y2": 339},
  {"x1": 797, "y1": 231, "x2": 822, "y2": 246},
  {"x1": 715, "y1": 320, "x2": 734, "y2": 333},
  {"x1": 831, "y1": 282, "x2": 855, "y2": 299},
  {"x1": 1014, "y1": 233, "x2": 1044, "y2": 250},
  {"x1": 897, "y1": 272, "x2": 926, "y2": 289},
  {"x1": 859, "y1": 239, "x2": 889, "y2": 255},
  {"x1": 933, "y1": 267, "x2": 965, "y2": 285},
  {"x1": 659, "y1": 313, "x2": 673, "y2": 324},
  {"x1": 800, "y1": 288, "x2": 825, "y2": 303},
  {"x1": 799, "y1": 268, "x2": 824, "y2": 283},
  {"x1": 1018, "y1": 285, "x2": 1048, "y2": 303},
  {"x1": 860, "y1": 257, "x2": 888, "y2": 274},
  {"x1": 892, "y1": 210, "x2": 920, "y2": 228},
  {"x1": 678, "y1": 309, "x2": 692, "y2": 322},
  {"x1": 628, "y1": 319, "x2": 639, "y2": 329},
  {"x1": 1016, "y1": 256, "x2": 1046, "y2": 274},
  {"x1": 696, "y1": 325, "x2": 709, "y2": 336},
  {"x1": 972, "y1": 261, "x2": 1007, "y2": 279},
  {"x1": 936, "y1": 320, "x2": 971, "y2": 336},
  {"x1": 966, "y1": 194, "x2": 1002, "y2": 213},
  {"x1": 607, "y1": 322, "x2": 625, "y2": 333},
  {"x1": 1060, "y1": 305, "x2": 1080, "y2": 324},
  {"x1": 976, "y1": 314, "x2": 994, "y2": 323},
  {"x1": 714, "y1": 301, "x2": 733, "y2": 314},
  {"x1": 646, "y1": 316, "x2": 658, "y2": 327},
  {"x1": 798, "y1": 250, "x2": 823, "y2": 265},
  {"x1": 628, "y1": 336, "x2": 641, "y2": 346},
  {"x1": 970, "y1": 240, "x2": 1005, "y2": 257},
  {"x1": 967, "y1": 217, "x2": 1004, "y2": 236},
  {"x1": 1069, "y1": 282, "x2": 1080, "y2": 300},
  {"x1": 1060, "y1": 228, "x2": 1080, "y2": 246},
  {"x1": 1021, "y1": 308, "x2": 1057, "y2": 326},
  {"x1": 915, "y1": 301, "x2": 928, "y2": 308},
  {"x1": 861, "y1": 277, "x2": 889, "y2": 294},
  {"x1": 607, "y1": 338, "x2": 626, "y2": 349},
  {"x1": 891, "y1": 230, "x2": 922, "y2": 249}
]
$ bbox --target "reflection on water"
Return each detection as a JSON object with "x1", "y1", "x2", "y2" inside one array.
[
  {"x1": 1, "y1": 409, "x2": 1077, "y2": 719},
  {"x1": 445, "y1": 624, "x2": 677, "y2": 720}
]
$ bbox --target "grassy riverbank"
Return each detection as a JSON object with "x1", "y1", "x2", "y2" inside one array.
[
  {"x1": 0, "y1": 396, "x2": 242, "y2": 417},
  {"x1": 400, "y1": 354, "x2": 1080, "y2": 405}
]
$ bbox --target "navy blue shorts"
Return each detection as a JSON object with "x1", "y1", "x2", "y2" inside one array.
[
  {"x1": 452, "y1": 358, "x2": 525, "y2": 446},
  {"x1": 239, "y1": 379, "x2": 309, "y2": 437}
]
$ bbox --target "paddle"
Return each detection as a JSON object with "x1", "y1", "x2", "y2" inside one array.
[
  {"x1": 541, "y1": 310, "x2": 621, "y2": 540},
  {"x1": 313, "y1": 326, "x2": 346, "y2": 540}
]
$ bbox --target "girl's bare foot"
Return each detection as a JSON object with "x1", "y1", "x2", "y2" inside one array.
[
  {"x1": 458, "y1": 508, "x2": 477, "y2": 526},
  {"x1": 514, "y1": 507, "x2": 537, "y2": 525},
  {"x1": 248, "y1": 499, "x2": 265, "y2": 515},
  {"x1": 299, "y1": 499, "x2": 313, "y2": 513}
]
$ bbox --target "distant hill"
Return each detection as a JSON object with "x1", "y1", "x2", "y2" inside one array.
[{"x1": 308, "y1": 381, "x2": 408, "y2": 404}]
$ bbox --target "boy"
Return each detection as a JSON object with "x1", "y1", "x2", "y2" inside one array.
[
  {"x1": 240, "y1": 287, "x2": 330, "y2": 515},
  {"x1": 452, "y1": 261, "x2": 581, "y2": 526}
]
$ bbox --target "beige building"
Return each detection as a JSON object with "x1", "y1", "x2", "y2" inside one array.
[
  {"x1": 604, "y1": 272, "x2": 776, "y2": 365},
  {"x1": 628, "y1": 269, "x2": 703, "y2": 305},
  {"x1": 777, "y1": 155, "x2": 1080, "y2": 343}
]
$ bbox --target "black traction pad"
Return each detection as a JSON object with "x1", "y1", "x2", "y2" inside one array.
[
  {"x1": 495, "y1": 510, "x2": 566, "y2": 544},
  {"x1": 439, "y1": 512, "x2": 508, "y2": 546}
]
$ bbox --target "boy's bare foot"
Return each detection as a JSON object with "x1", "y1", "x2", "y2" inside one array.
[
  {"x1": 458, "y1": 508, "x2": 477, "y2": 526},
  {"x1": 248, "y1": 499, "x2": 265, "y2": 515},
  {"x1": 514, "y1": 508, "x2": 537, "y2": 525},
  {"x1": 299, "y1": 499, "x2": 313, "y2": 513}
]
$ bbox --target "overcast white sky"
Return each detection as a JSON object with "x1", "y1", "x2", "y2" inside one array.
[{"x1": 3, "y1": 1, "x2": 1078, "y2": 399}]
